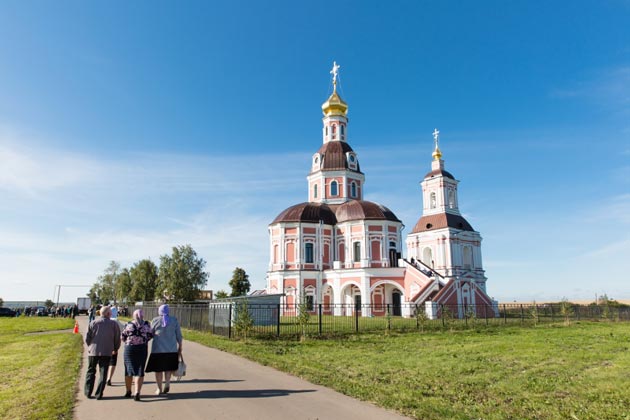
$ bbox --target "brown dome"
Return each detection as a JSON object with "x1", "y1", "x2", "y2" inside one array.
[
  {"x1": 411, "y1": 213, "x2": 474, "y2": 233},
  {"x1": 424, "y1": 168, "x2": 455, "y2": 180},
  {"x1": 335, "y1": 200, "x2": 400, "y2": 223},
  {"x1": 271, "y1": 202, "x2": 337, "y2": 225},
  {"x1": 314, "y1": 141, "x2": 362, "y2": 173}
]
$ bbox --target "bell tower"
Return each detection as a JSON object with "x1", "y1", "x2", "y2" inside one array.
[
  {"x1": 307, "y1": 61, "x2": 365, "y2": 204},
  {"x1": 406, "y1": 129, "x2": 487, "y2": 292}
]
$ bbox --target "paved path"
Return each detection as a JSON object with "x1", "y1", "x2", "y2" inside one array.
[{"x1": 74, "y1": 316, "x2": 410, "y2": 420}]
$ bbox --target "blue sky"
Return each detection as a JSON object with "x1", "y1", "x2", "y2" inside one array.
[{"x1": 1, "y1": 1, "x2": 628, "y2": 303}]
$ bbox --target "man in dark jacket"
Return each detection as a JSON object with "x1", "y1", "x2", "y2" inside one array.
[{"x1": 84, "y1": 305, "x2": 121, "y2": 399}]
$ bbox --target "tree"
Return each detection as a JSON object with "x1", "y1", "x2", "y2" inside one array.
[
  {"x1": 233, "y1": 300, "x2": 254, "y2": 341},
  {"x1": 215, "y1": 290, "x2": 229, "y2": 299},
  {"x1": 89, "y1": 261, "x2": 121, "y2": 304},
  {"x1": 229, "y1": 267, "x2": 250, "y2": 297},
  {"x1": 130, "y1": 259, "x2": 159, "y2": 302},
  {"x1": 0, "y1": 297, "x2": 3, "y2": 307},
  {"x1": 44, "y1": 299, "x2": 55, "y2": 309},
  {"x1": 158, "y1": 245, "x2": 208, "y2": 302},
  {"x1": 116, "y1": 268, "x2": 133, "y2": 303}
]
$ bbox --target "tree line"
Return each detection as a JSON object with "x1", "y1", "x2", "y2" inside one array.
[{"x1": 87, "y1": 244, "x2": 251, "y2": 305}]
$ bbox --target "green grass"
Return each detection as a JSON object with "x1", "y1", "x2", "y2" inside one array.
[
  {"x1": 185, "y1": 321, "x2": 630, "y2": 420},
  {"x1": 0, "y1": 317, "x2": 83, "y2": 420}
]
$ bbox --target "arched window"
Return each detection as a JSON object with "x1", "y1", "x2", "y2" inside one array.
[
  {"x1": 313, "y1": 184, "x2": 318, "y2": 199},
  {"x1": 341, "y1": 125, "x2": 345, "y2": 136},
  {"x1": 353, "y1": 241, "x2": 361, "y2": 262},
  {"x1": 325, "y1": 126, "x2": 328, "y2": 136},
  {"x1": 351, "y1": 181, "x2": 357, "y2": 197},
  {"x1": 331, "y1": 180, "x2": 338, "y2": 196},
  {"x1": 463, "y1": 246, "x2": 473, "y2": 269},
  {"x1": 430, "y1": 192, "x2": 437, "y2": 209},
  {"x1": 448, "y1": 190, "x2": 455, "y2": 209},
  {"x1": 332, "y1": 125, "x2": 336, "y2": 139},
  {"x1": 305, "y1": 243, "x2": 314, "y2": 263},
  {"x1": 422, "y1": 247, "x2": 433, "y2": 267}
]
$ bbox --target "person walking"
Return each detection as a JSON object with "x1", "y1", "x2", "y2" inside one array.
[
  {"x1": 121, "y1": 309, "x2": 153, "y2": 401},
  {"x1": 84, "y1": 305, "x2": 121, "y2": 400},
  {"x1": 146, "y1": 304, "x2": 182, "y2": 395},
  {"x1": 88, "y1": 305, "x2": 96, "y2": 323}
]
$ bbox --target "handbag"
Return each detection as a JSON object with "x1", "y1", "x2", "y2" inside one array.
[{"x1": 174, "y1": 355, "x2": 186, "y2": 381}]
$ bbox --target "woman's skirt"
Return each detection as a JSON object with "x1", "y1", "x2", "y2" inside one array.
[
  {"x1": 145, "y1": 352, "x2": 178, "y2": 373},
  {"x1": 123, "y1": 344, "x2": 148, "y2": 377}
]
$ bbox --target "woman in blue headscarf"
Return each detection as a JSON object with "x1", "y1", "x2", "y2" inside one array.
[{"x1": 145, "y1": 304, "x2": 182, "y2": 395}]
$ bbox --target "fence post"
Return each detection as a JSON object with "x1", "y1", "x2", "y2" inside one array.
[
  {"x1": 551, "y1": 304, "x2": 555, "y2": 322},
  {"x1": 212, "y1": 306, "x2": 216, "y2": 335},
  {"x1": 484, "y1": 304, "x2": 488, "y2": 326},
  {"x1": 520, "y1": 304, "x2": 524, "y2": 324},
  {"x1": 318, "y1": 304, "x2": 322, "y2": 336},
  {"x1": 416, "y1": 304, "x2": 419, "y2": 330},
  {"x1": 228, "y1": 304, "x2": 232, "y2": 339},
  {"x1": 355, "y1": 304, "x2": 359, "y2": 333},
  {"x1": 503, "y1": 304, "x2": 507, "y2": 324},
  {"x1": 441, "y1": 304, "x2": 445, "y2": 327},
  {"x1": 276, "y1": 304, "x2": 281, "y2": 337}
]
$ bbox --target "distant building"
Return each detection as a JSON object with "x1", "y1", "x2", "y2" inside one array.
[
  {"x1": 266, "y1": 63, "x2": 497, "y2": 318},
  {"x1": 198, "y1": 290, "x2": 214, "y2": 301}
]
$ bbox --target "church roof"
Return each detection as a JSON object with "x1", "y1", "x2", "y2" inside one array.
[
  {"x1": 423, "y1": 168, "x2": 455, "y2": 180},
  {"x1": 271, "y1": 200, "x2": 400, "y2": 225},
  {"x1": 271, "y1": 202, "x2": 337, "y2": 225},
  {"x1": 335, "y1": 200, "x2": 400, "y2": 223},
  {"x1": 314, "y1": 141, "x2": 362, "y2": 173},
  {"x1": 411, "y1": 213, "x2": 474, "y2": 233}
]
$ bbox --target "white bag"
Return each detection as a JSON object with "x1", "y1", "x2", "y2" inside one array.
[{"x1": 174, "y1": 355, "x2": 186, "y2": 381}]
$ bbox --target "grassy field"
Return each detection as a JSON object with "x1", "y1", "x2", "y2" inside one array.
[
  {"x1": 186, "y1": 321, "x2": 630, "y2": 420},
  {"x1": 0, "y1": 317, "x2": 82, "y2": 420}
]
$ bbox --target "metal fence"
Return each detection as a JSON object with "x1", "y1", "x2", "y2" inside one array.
[{"x1": 137, "y1": 302, "x2": 630, "y2": 339}]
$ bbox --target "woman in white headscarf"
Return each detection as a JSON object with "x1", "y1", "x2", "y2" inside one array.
[
  {"x1": 121, "y1": 309, "x2": 153, "y2": 401},
  {"x1": 145, "y1": 304, "x2": 182, "y2": 395}
]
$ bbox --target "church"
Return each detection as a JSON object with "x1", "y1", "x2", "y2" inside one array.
[{"x1": 265, "y1": 63, "x2": 498, "y2": 319}]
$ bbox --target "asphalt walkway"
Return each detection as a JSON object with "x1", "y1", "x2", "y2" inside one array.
[{"x1": 73, "y1": 315, "x2": 410, "y2": 420}]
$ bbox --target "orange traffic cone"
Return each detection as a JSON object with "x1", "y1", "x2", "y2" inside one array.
[{"x1": 73, "y1": 321, "x2": 79, "y2": 334}]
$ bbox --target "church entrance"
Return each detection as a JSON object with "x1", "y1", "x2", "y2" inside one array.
[{"x1": 392, "y1": 291, "x2": 401, "y2": 316}]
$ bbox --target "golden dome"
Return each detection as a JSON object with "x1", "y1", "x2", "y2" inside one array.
[
  {"x1": 432, "y1": 145, "x2": 442, "y2": 160},
  {"x1": 322, "y1": 89, "x2": 348, "y2": 116}
]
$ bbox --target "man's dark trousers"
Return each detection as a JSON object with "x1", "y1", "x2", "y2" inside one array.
[{"x1": 84, "y1": 355, "x2": 111, "y2": 398}]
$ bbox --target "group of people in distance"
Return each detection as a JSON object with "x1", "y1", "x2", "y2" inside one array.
[{"x1": 84, "y1": 304, "x2": 183, "y2": 401}]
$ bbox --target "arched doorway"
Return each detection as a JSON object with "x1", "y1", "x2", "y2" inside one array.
[{"x1": 392, "y1": 291, "x2": 402, "y2": 316}]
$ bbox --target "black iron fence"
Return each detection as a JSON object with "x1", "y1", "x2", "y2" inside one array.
[{"x1": 137, "y1": 302, "x2": 630, "y2": 339}]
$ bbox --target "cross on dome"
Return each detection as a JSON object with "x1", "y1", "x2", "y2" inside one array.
[
  {"x1": 330, "y1": 61, "x2": 341, "y2": 87},
  {"x1": 432, "y1": 128, "x2": 442, "y2": 161}
]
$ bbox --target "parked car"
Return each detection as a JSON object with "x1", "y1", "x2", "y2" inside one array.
[{"x1": 0, "y1": 307, "x2": 17, "y2": 317}]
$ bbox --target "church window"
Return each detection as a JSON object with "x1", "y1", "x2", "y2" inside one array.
[
  {"x1": 331, "y1": 180, "x2": 338, "y2": 196},
  {"x1": 305, "y1": 295, "x2": 314, "y2": 311},
  {"x1": 463, "y1": 246, "x2": 473, "y2": 269},
  {"x1": 448, "y1": 190, "x2": 455, "y2": 209},
  {"x1": 430, "y1": 192, "x2": 437, "y2": 209},
  {"x1": 325, "y1": 126, "x2": 328, "y2": 136},
  {"x1": 351, "y1": 181, "x2": 357, "y2": 197},
  {"x1": 422, "y1": 247, "x2": 433, "y2": 267},
  {"x1": 353, "y1": 241, "x2": 361, "y2": 262},
  {"x1": 341, "y1": 125, "x2": 345, "y2": 136},
  {"x1": 332, "y1": 125, "x2": 336, "y2": 139},
  {"x1": 305, "y1": 243, "x2": 314, "y2": 263},
  {"x1": 314, "y1": 184, "x2": 318, "y2": 198}
]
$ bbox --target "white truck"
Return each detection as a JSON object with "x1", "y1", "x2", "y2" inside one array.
[{"x1": 76, "y1": 297, "x2": 91, "y2": 315}]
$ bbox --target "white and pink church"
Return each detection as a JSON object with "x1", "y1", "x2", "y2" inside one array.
[{"x1": 265, "y1": 63, "x2": 498, "y2": 318}]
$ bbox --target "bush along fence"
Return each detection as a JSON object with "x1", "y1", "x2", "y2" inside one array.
[{"x1": 137, "y1": 302, "x2": 630, "y2": 340}]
